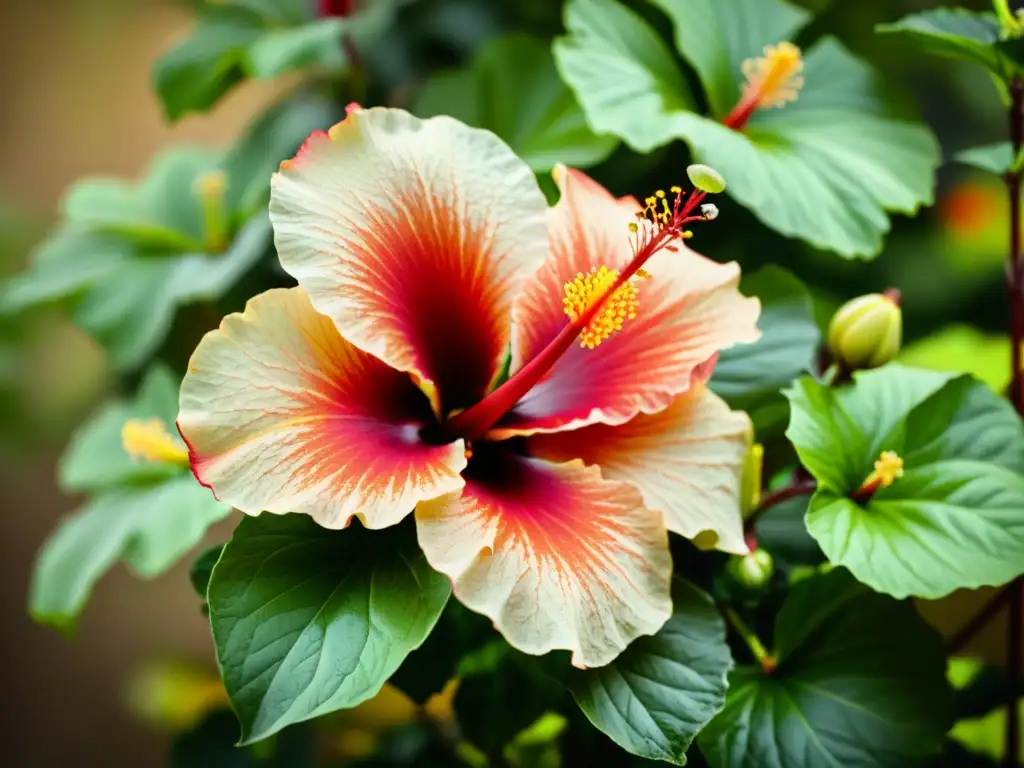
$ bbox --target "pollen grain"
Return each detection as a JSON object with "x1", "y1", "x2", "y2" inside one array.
[
  {"x1": 741, "y1": 42, "x2": 804, "y2": 109},
  {"x1": 563, "y1": 266, "x2": 639, "y2": 349}
]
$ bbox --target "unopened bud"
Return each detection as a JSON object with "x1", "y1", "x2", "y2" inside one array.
[
  {"x1": 740, "y1": 442, "x2": 764, "y2": 518},
  {"x1": 725, "y1": 548, "x2": 775, "y2": 591},
  {"x1": 701, "y1": 203, "x2": 720, "y2": 221},
  {"x1": 687, "y1": 164, "x2": 726, "y2": 194},
  {"x1": 828, "y1": 291, "x2": 902, "y2": 371}
]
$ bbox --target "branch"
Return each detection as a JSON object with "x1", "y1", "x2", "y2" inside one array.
[{"x1": 745, "y1": 478, "x2": 817, "y2": 531}]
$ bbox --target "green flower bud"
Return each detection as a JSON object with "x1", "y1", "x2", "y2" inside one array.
[
  {"x1": 725, "y1": 548, "x2": 775, "y2": 591},
  {"x1": 828, "y1": 291, "x2": 902, "y2": 371},
  {"x1": 687, "y1": 164, "x2": 726, "y2": 194},
  {"x1": 740, "y1": 442, "x2": 764, "y2": 519}
]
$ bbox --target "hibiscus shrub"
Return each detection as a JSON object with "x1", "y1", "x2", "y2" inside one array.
[{"x1": 10, "y1": 0, "x2": 1024, "y2": 766}]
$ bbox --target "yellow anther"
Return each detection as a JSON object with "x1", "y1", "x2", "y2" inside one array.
[
  {"x1": 741, "y1": 42, "x2": 804, "y2": 109},
  {"x1": 122, "y1": 418, "x2": 189, "y2": 466},
  {"x1": 645, "y1": 196, "x2": 656, "y2": 206},
  {"x1": 628, "y1": 222, "x2": 638, "y2": 233},
  {"x1": 863, "y1": 450, "x2": 904, "y2": 489},
  {"x1": 563, "y1": 265, "x2": 640, "y2": 349},
  {"x1": 655, "y1": 190, "x2": 666, "y2": 198},
  {"x1": 681, "y1": 230, "x2": 694, "y2": 239},
  {"x1": 635, "y1": 268, "x2": 652, "y2": 280}
]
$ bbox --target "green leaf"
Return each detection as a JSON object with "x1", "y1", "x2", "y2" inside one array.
[
  {"x1": 552, "y1": 0, "x2": 696, "y2": 154},
  {"x1": 208, "y1": 515, "x2": 450, "y2": 743},
  {"x1": 389, "y1": 599, "x2": 494, "y2": 705},
  {"x1": 954, "y1": 142, "x2": 1023, "y2": 175},
  {"x1": 786, "y1": 365, "x2": 1024, "y2": 598},
  {"x1": 154, "y1": 5, "x2": 265, "y2": 122},
  {"x1": 59, "y1": 364, "x2": 183, "y2": 493},
  {"x1": 30, "y1": 476, "x2": 230, "y2": 633},
  {"x1": 698, "y1": 568, "x2": 953, "y2": 767},
  {"x1": 899, "y1": 324, "x2": 1014, "y2": 394},
  {"x1": 876, "y1": 9, "x2": 1007, "y2": 76},
  {"x1": 556, "y1": 0, "x2": 939, "y2": 258},
  {"x1": 711, "y1": 266, "x2": 819, "y2": 436},
  {"x1": 417, "y1": 34, "x2": 616, "y2": 172},
  {"x1": 455, "y1": 642, "x2": 567, "y2": 757},
  {"x1": 569, "y1": 579, "x2": 731, "y2": 765},
  {"x1": 246, "y1": 20, "x2": 346, "y2": 79},
  {"x1": 651, "y1": 0, "x2": 809, "y2": 118},
  {"x1": 222, "y1": 94, "x2": 338, "y2": 220}
]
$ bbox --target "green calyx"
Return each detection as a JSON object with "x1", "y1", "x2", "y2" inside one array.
[
  {"x1": 725, "y1": 548, "x2": 776, "y2": 591},
  {"x1": 828, "y1": 292, "x2": 902, "y2": 371}
]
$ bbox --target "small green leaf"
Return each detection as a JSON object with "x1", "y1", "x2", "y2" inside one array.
[
  {"x1": 208, "y1": 515, "x2": 450, "y2": 743},
  {"x1": 416, "y1": 34, "x2": 616, "y2": 172},
  {"x1": 876, "y1": 9, "x2": 1006, "y2": 76},
  {"x1": 552, "y1": 0, "x2": 696, "y2": 154},
  {"x1": 569, "y1": 580, "x2": 731, "y2": 764},
  {"x1": 786, "y1": 365, "x2": 1024, "y2": 598},
  {"x1": 698, "y1": 568, "x2": 953, "y2": 767},
  {"x1": 711, "y1": 266, "x2": 819, "y2": 436},
  {"x1": 30, "y1": 476, "x2": 230, "y2": 633},
  {"x1": 245, "y1": 20, "x2": 345, "y2": 79},
  {"x1": 954, "y1": 142, "x2": 1023, "y2": 175},
  {"x1": 60, "y1": 364, "x2": 183, "y2": 493}
]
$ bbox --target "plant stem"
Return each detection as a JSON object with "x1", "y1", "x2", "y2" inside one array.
[
  {"x1": 1005, "y1": 75, "x2": 1024, "y2": 768},
  {"x1": 744, "y1": 477, "x2": 817, "y2": 530},
  {"x1": 946, "y1": 583, "x2": 1017, "y2": 654},
  {"x1": 722, "y1": 604, "x2": 776, "y2": 673}
]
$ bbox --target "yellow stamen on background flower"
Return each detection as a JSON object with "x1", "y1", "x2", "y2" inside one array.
[
  {"x1": 193, "y1": 170, "x2": 229, "y2": 253},
  {"x1": 122, "y1": 418, "x2": 189, "y2": 466},
  {"x1": 853, "y1": 450, "x2": 904, "y2": 502},
  {"x1": 563, "y1": 266, "x2": 639, "y2": 349},
  {"x1": 741, "y1": 42, "x2": 804, "y2": 109}
]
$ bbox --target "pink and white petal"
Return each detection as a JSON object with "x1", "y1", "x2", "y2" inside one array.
[
  {"x1": 177, "y1": 288, "x2": 466, "y2": 530},
  {"x1": 270, "y1": 107, "x2": 549, "y2": 415},
  {"x1": 415, "y1": 446, "x2": 672, "y2": 668},
  {"x1": 528, "y1": 385, "x2": 752, "y2": 555},
  {"x1": 498, "y1": 165, "x2": 761, "y2": 437}
]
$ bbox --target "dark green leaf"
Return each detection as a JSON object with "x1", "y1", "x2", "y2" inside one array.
[
  {"x1": 455, "y1": 642, "x2": 567, "y2": 757},
  {"x1": 569, "y1": 579, "x2": 731, "y2": 765},
  {"x1": 30, "y1": 476, "x2": 230, "y2": 633},
  {"x1": 711, "y1": 266, "x2": 819, "y2": 436},
  {"x1": 698, "y1": 568, "x2": 953, "y2": 767},
  {"x1": 786, "y1": 365, "x2": 1024, "y2": 598},
  {"x1": 416, "y1": 34, "x2": 616, "y2": 172},
  {"x1": 754, "y1": 493, "x2": 823, "y2": 566},
  {"x1": 389, "y1": 599, "x2": 495, "y2": 705},
  {"x1": 208, "y1": 515, "x2": 450, "y2": 743},
  {"x1": 190, "y1": 544, "x2": 225, "y2": 600}
]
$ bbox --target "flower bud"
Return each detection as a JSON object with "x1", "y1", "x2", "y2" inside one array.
[
  {"x1": 725, "y1": 548, "x2": 775, "y2": 592},
  {"x1": 701, "y1": 203, "x2": 720, "y2": 221},
  {"x1": 687, "y1": 164, "x2": 726, "y2": 194},
  {"x1": 828, "y1": 291, "x2": 902, "y2": 371},
  {"x1": 740, "y1": 442, "x2": 764, "y2": 519}
]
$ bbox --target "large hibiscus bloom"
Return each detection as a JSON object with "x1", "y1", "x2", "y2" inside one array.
[{"x1": 177, "y1": 107, "x2": 760, "y2": 668}]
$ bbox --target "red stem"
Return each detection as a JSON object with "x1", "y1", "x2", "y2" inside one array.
[
  {"x1": 744, "y1": 477, "x2": 816, "y2": 531},
  {"x1": 1006, "y1": 76, "x2": 1023, "y2": 768},
  {"x1": 440, "y1": 191, "x2": 706, "y2": 441},
  {"x1": 723, "y1": 94, "x2": 759, "y2": 132}
]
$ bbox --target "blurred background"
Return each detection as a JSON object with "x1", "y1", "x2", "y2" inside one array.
[{"x1": 0, "y1": 0, "x2": 1016, "y2": 764}]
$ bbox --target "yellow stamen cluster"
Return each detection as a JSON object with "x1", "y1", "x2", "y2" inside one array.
[
  {"x1": 638, "y1": 189, "x2": 677, "y2": 228},
  {"x1": 563, "y1": 266, "x2": 639, "y2": 349},
  {"x1": 741, "y1": 42, "x2": 804, "y2": 109},
  {"x1": 864, "y1": 450, "x2": 904, "y2": 490},
  {"x1": 122, "y1": 418, "x2": 189, "y2": 466}
]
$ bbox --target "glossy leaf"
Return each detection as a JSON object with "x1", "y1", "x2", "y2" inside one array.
[
  {"x1": 208, "y1": 515, "x2": 450, "y2": 743},
  {"x1": 711, "y1": 266, "x2": 819, "y2": 436},
  {"x1": 698, "y1": 568, "x2": 953, "y2": 767},
  {"x1": 786, "y1": 365, "x2": 1024, "y2": 598},
  {"x1": 569, "y1": 580, "x2": 731, "y2": 764},
  {"x1": 30, "y1": 476, "x2": 230, "y2": 633},
  {"x1": 555, "y1": 0, "x2": 939, "y2": 258},
  {"x1": 416, "y1": 34, "x2": 615, "y2": 172}
]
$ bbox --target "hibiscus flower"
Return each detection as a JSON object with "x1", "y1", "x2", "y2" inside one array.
[{"x1": 177, "y1": 107, "x2": 760, "y2": 668}]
